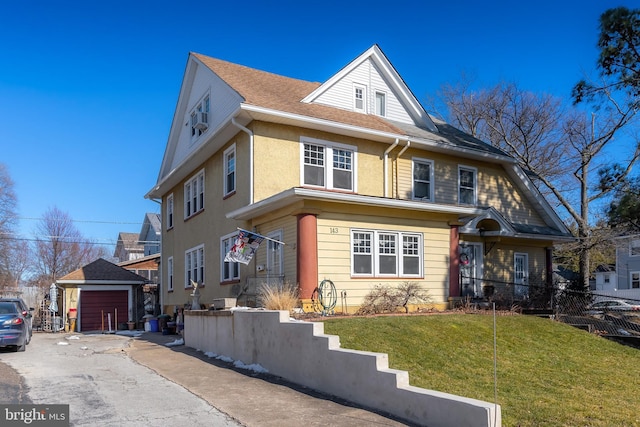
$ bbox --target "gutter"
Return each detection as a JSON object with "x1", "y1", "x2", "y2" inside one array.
[{"x1": 231, "y1": 117, "x2": 254, "y2": 204}]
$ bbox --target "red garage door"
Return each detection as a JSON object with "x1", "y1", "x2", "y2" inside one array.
[{"x1": 79, "y1": 290, "x2": 128, "y2": 332}]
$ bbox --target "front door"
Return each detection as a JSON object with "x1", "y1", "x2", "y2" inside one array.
[
  {"x1": 266, "y1": 230, "x2": 284, "y2": 288},
  {"x1": 459, "y1": 243, "x2": 483, "y2": 298},
  {"x1": 514, "y1": 253, "x2": 529, "y2": 299}
]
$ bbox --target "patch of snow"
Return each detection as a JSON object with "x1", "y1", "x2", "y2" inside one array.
[
  {"x1": 165, "y1": 338, "x2": 184, "y2": 347},
  {"x1": 201, "y1": 350, "x2": 267, "y2": 373},
  {"x1": 66, "y1": 335, "x2": 81, "y2": 340},
  {"x1": 57, "y1": 342, "x2": 69, "y2": 346},
  {"x1": 233, "y1": 360, "x2": 269, "y2": 373},
  {"x1": 116, "y1": 330, "x2": 144, "y2": 338}
]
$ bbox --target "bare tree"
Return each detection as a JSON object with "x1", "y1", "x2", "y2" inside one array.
[
  {"x1": 437, "y1": 80, "x2": 638, "y2": 289},
  {"x1": 0, "y1": 163, "x2": 19, "y2": 292},
  {"x1": 31, "y1": 206, "x2": 107, "y2": 291}
]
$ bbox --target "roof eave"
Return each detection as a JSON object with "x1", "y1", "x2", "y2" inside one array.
[{"x1": 226, "y1": 187, "x2": 484, "y2": 221}]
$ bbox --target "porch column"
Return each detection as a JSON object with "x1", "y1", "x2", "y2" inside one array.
[
  {"x1": 449, "y1": 224, "x2": 461, "y2": 298},
  {"x1": 297, "y1": 213, "x2": 318, "y2": 312}
]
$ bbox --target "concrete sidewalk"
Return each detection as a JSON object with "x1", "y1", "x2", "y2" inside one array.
[{"x1": 127, "y1": 332, "x2": 413, "y2": 427}]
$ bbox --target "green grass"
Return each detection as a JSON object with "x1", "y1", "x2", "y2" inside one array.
[{"x1": 321, "y1": 313, "x2": 640, "y2": 427}]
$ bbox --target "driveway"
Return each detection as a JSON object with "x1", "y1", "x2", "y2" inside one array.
[{"x1": 0, "y1": 332, "x2": 240, "y2": 426}]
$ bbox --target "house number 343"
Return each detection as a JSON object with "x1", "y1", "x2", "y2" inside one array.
[{"x1": 329, "y1": 227, "x2": 339, "y2": 234}]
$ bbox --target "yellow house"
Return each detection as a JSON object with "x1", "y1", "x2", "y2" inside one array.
[{"x1": 146, "y1": 45, "x2": 573, "y2": 314}]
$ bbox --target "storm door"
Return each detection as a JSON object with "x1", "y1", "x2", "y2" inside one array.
[
  {"x1": 265, "y1": 230, "x2": 284, "y2": 288},
  {"x1": 459, "y1": 243, "x2": 483, "y2": 298},
  {"x1": 514, "y1": 253, "x2": 529, "y2": 299}
]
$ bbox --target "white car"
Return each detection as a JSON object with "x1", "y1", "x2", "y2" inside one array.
[{"x1": 588, "y1": 299, "x2": 640, "y2": 314}]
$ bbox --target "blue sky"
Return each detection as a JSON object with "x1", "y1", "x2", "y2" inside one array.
[{"x1": 0, "y1": 1, "x2": 634, "y2": 249}]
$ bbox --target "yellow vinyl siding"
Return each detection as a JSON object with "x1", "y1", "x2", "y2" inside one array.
[
  {"x1": 252, "y1": 215, "x2": 298, "y2": 284},
  {"x1": 483, "y1": 243, "x2": 548, "y2": 287},
  {"x1": 316, "y1": 213, "x2": 451, "y2": 306},
  {"x1": 396, "y1": 150, "x2": 546, "y2": 226}
]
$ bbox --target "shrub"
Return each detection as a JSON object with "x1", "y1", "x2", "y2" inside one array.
[
  {"x1": 357, "y1": 282, "x2": 431, "y2": 315},
  {"x1": 258, "y1": 282, "x2": 299, "y2": 312}
]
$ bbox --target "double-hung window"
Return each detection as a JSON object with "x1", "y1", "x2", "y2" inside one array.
[
  {"x1": 630, "y1": 239, "x2": 640, "y2": 256},
  {"x1": 185, "y1": 245, "x2": 204, "y2": 288},
  {"x1": 221, "y1": 233, "x2": 240, "y2": 282},
  {"x1": 375, "y1": 91, "x2": 386, "y2": 117},
  {"x1": 412, "y1": 158, "x2": 434, "y2": 201},
  {"x1": 166, "y1": 194, "x2": 174, "y2": 229},
  {"x1": 351, "y1": 229, "x2": 422, "y2": 277},
  {"x1": 184, "y1": 169, "x2": 204, "y2": 218},
  {"x1": 631, "y1": 272, "x2": 640, "y2": 289},
  {"x1": 190, "y1": 95, "x2": 210, "y2": 139},
  {"x1": 301, "y1": 138, "x2": 356, "y2": 191},
  {"x1": 224, "y1": 144, "x2": 236, "y2": 196},
  {"x1": 458, "y1": 166, "x2": 477, "y2": 205},
  {"x1": 167, "y1": 256, "x2": 174, "y2": 292},
  {"x1": 354, "y1": 84, "x2": 366, "y2": 112}
]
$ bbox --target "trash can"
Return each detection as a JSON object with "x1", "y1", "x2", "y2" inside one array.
[
  {"x1": 158, "y1": 314, "x2": 170, "y2": 332},
  {"x1": 148, "y1": 318, "x2": 159, "y2": 332}
]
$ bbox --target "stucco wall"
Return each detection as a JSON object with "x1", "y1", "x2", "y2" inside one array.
[{"x1": 184, "y1": 309, "x2": 501, "y2": 427}]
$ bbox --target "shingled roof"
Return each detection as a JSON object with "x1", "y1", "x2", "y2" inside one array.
[
  {"x1": 193, "y1": 53, "x2": 407, "y2": 135},
  {"x1": 192, "y1": 51, "x2": 509, "y2": 159},
  {"x1": 58, "y1": 258, "x2": 148, "y2": 283}
]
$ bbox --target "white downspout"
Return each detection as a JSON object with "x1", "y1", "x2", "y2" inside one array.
[
  {"x1": 397, "y1": 139, "x2": 411, "y2": 158},
  {"x1": 384, "y1": 139, "x2": 400, "y2": 198},
  {"x1": 395, "y1": 140, "x2": 411, "y2": 199},
  {"x1": 231, "y1": 118, "x2": 254, "y2": 204}
]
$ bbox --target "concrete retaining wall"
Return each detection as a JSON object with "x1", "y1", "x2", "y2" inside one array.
[{"x1": 184, "y1": 309, "x2": 501, "y2": 427}]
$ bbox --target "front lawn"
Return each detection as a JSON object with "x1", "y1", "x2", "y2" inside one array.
[{"x1": 321, "y1": 313, "x2": 640, "y2": 427}]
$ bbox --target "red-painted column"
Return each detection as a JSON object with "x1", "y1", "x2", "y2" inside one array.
[
  {"x1": 297, "y1": 213, "x2": 318, "y2": 310},
  {"x1": 449, "y1": 225, "x2": 460, "y2": 298}
]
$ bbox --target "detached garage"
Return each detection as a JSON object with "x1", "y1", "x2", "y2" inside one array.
[{"x1": 57, "y1": 258, "x2": 148, "y2": 332}]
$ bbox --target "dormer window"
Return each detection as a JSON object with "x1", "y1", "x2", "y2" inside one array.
[
  {"x1": 190, "y1": 95, "x2": 210, "y2": 139},
  {"x1": 375, "y1": 91, "x2": 386, "y2": 117},
  {"x1": 354, "y1": 84, "x2": 366, "y2": 113}
]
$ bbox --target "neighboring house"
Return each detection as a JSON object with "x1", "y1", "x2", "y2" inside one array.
[
  {"x1": 56, "y1": 258, "x2": 148, "y2": 331},
  {"x1": 113, "y1": 232, "x2": 144, "y2": 262},
  {"x1": 593, "y1": 264, "x2": 617, "y2": 291},
  {"x1": 615, "y1": 235, "x2": 640, "y2": 290},
  {"x1": 146, "y1": 45, "x2": 573, "y2": 314},
  {"x1": 118, "y1": 253, "x2": 161, "y2": 316},
  {"x1": 139, "y1": 212, "x2": 162, "y2": 256}
]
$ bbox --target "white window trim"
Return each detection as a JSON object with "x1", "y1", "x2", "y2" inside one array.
[
  {"x1": 300, "y1": 137, "x2": 357, "y2": 192},
  {"x1": 184, "y1": 169, "x2": 205, "y2": 219},
  {"x1": 412, "y1": 157, "x2": 434, "y2": 202},
  {"x1": 631, "y1": 271, "x2": 640, "y2": 289},
  {"x1": 375, "y1": 91, "x2": 386, "y2": 117},
  {"x1": 630, "y1": 239, "x2": 640, "y2": 257},
  {"x1": 166, "y1": 193, "x2": 174, "y2": 230},
  {"x1": 350, "y1": 229, "x2": 423, "y2": 278},
  {"x1": 353, "y1": 83, "x2": 366, "y2": 113},
  {"x1": 185, "y1": 244, "x2": 205, "y2": 289},
  {"x1": 167, "y1": 256, "x2": 174, "y2": 292},
  {"x1": 189, "y1": 93, "x2": 210, "y2": 141},
  {"x1": 458, "y1": 165, "x2": 477, "y2": 206},
  {"x1": 224, "y1": 144, "x2": 236, "y2": 196},
  {"x1": 220, "y1": 232, "x2": 240, "y2": 282}
]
